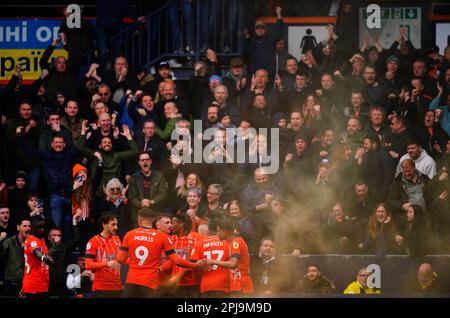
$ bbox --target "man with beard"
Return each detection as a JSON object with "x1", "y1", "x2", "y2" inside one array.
[
  {"x1": 22, "y1": 217, "x2": 54, "y2": 298},
  {"x1": 128, "y1": 152, "x2": 168, "y2": 226},
  {"x1": 0, "y1": 217, "x2": 31, "y2": 297},
  {"x1": 79, "y1": 122, "x2": 138, "y2": 201},
  {"x1": 202, "y1": 85, "x2": 241, "y2": 126},
  {"x1": 85, "y1": 112, "x2": 129, "y2": 152},
  {"x1": 85, "y1": 213, "x2": 122, "y2": 298},
  {"x1": 357, "y1": 135, "x2": 395, "y2": 202}
]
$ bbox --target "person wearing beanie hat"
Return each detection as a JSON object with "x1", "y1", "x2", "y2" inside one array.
[
  {"x1": 386, "y1": 55, "x2": 400, "y2": 65},
  {"x1": 71, "y1": 163, "x2": 92, "y2": 223},
  {"x1": 273, "y1": 112, "x2": 287, "y2": 128},
  {"x1": 72, "y1": 164, "x2": 87, "y2": 179},
  {"x1": 384, "y1": 55, "x2": 402, "y2": 91},
  {"x1": 209, "y1": 75, "x2": 223, "y2": 85},
  {"x1": 216, "y1": 109, "x2": 235, "y2": 129},
  {"x1": 16, "y1": 170, "x2": 28, "y2": 183}
]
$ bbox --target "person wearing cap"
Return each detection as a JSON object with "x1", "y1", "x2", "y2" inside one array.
[
  {"x1": 247, "y1": 6, "x2": 284, "y2": 77},
  {"x1": 223, "y1": 57, "x2": 250, "y2": 104},
  {"x1": 146, "y1": 61, "x2": 174, "y2": 97},
  {"x1": 384, "y1": 55, "x2": 403, "y2": 92}
]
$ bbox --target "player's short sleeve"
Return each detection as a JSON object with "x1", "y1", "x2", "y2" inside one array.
[
  {"x1": 161, "y1": 233, "x2": 175, "y2": 256},
  {"x1": 85, "y1": 238, "x2": 98, "y2": 259},
  {"x1": 189, "y1": 241, "x2": 202, "y2": 262},
  {"x1": 28, "y1": 237, "x2": 41, "y2": 253},
  {"x1": 230, "y1": 238, "x2": 242, "y2": 259},
  {"x1": 120, "y1": 231, "x2": 130, "y2": 252}
]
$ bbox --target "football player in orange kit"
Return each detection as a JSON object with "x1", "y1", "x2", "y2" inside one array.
[
  {"x1": 190, "y1": 218, "x2": 231, "y2": 298},
  {"x1": 164, "y1": 214, "x2": 203, "y2": 297},
  {"x1": 85, "y1": 213, "x2": 123, "y2": 298},
  {"x1": 116, "y1": 209, "x2": 208, "y2": 298},
  {"x1": 211, "y1": 218, "x2": 254, "y2": 296},
  {"x1": 22, "y1": 218, "x2": 53, "y2": 298}
]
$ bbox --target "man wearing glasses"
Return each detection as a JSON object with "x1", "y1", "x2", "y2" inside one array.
[
  {"x1": 128, "y1": 152, "x2": 168, "y2": 227},
  {"x1": 343, "y1": 267, "x2": 381, "y2": 294}
]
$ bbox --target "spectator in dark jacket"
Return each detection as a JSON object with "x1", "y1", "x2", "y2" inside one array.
[
  {"x1": 385, "y1": 115, "x2": 414, "y2": 163},
  {"x1": 242, "y1": 168, "x2": 280, "y2": 215},
  {"x1": 58, "y1": 6, "x2": 94, "y2": 69},
  {"x1": 295, "y1": 264, "x2": 336, "y2": 294},
  {"x1": 0, "y1": 217, "x2": 30, "y2": 297},
  {"x1": 226, "y1": 200, "x2": 253, "y2": 245},
  {"x1": 39, "y1": 111, "x2": 73, "y2": 151},
  {"x1": 39, "y1": 37, "x2": 77, "y2": 102},
  {"x1": 22, "y1": 133, "x2": 80, "y2": 237},
  {"x1": 128, "y1": 94, "x2": 160, "y2": 139},
  {"x1": 246, "y1": 93, "x2": 273, "y2": 129},
  {"x1": 322, "y1": 203, "x2": 355, "y2": 254},
  {"x1": 250, "y1": 237, "x2": 287, "y2": 295},
  {"x1": 246, "y1": 6, "x2": 284, "y2": 78},
  {"x1": 414, "y1": 110, "x2": 449, "y2": 159},
  {"x1": 401, "y1": 204, "x2": 434, "y2": 257},
  {"x1": 102, "y1": 56, "x2": 140, "y2": 102},
  {"x1": 358, "y1": 203, "x2": 404, "y2": 259},
  {"x1": 0, "y1": 66, "x2": 31, "y2": 120},
  {"x1": 128, "y1": 152, "x2": 168, "y2": 226},
  {"x1": 357, "y1": 135, "x2": 395, "y2": 202},
  {"x1": 5, "y1": 103, "x2": 44, "y2": 191},
  {"x1": 47, "y1": 215, "x2": 81, "y2": 297},
  {"x1": 7, "y1": 171, "x2": 30, "y2": 224}
]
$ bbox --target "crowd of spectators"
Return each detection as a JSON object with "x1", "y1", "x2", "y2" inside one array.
[{"x1": 1, "y1": 1, "x2": 450, "y2": 297}]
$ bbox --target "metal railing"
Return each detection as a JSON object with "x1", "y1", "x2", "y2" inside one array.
[{"x1": 81, "y1": 0, "x2": 245, "y2": 75}]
